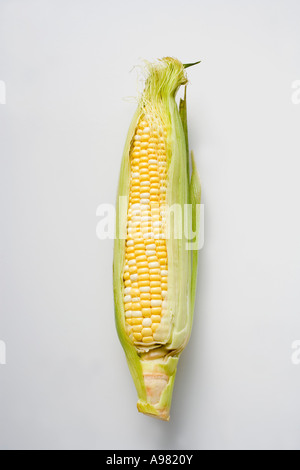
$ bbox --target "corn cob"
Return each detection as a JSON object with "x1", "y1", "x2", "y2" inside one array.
[{"x1": 113, "y1": 57, "x2": 201, "y2": 421}]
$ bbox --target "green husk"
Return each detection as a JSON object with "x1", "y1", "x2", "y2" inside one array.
[
  {"x1": 113, "y1": 57, "x2": 201, "y2": 420},
  {"x1": 190, "y1": 151, "x2": 201, "y2": 323}
]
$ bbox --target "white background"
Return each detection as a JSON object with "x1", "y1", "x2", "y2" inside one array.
[{"x1": 0, "y1": 0, "x2": 300, "y2": 450}]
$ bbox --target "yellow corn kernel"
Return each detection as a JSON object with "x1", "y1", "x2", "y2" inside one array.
[
  {"x1": 142, "y1": 337, "x2": 153, "y2": 344},
  {"x1": 132, "y1": 325, "x2": 143, "y2": 333},
  {"x1": 133, "y1": 333, "x2": 143, "y2": 341},
  {"x1": 141, "y1": 308, "x2": 151, "y2": 317}
]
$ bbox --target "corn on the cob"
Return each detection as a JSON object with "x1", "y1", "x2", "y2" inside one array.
[{"x1": 113, "y1": 57, "x2": 201, "y2": 421}]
